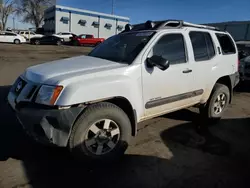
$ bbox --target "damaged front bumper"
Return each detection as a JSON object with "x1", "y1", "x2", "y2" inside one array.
[{"x1": 8, "y1": 92, "x2": 84, "y2": 147}]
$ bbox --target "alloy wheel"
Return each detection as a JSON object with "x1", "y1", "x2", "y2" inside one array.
[{"x1": 83, "y1": 119, "x2": 120, "y2": 155}]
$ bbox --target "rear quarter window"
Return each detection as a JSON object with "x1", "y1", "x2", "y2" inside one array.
[{"x1": 216, "y1": 33, "x2": 236, "y2": 54}]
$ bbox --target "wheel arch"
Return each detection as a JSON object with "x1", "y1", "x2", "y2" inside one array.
[
  {"x1": 214, "y1": 75, "x2": 232, "y2": 103},
  {"x1": 70, "y1": 96, "x2": 137, "y2": 139},
  {"x1": 106, "y1": 97, "x2": 137, "y2": 136}
]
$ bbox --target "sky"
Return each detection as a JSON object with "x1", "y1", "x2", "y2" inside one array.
[
  {"x1": 58, "y1": 0, "x2": 250, "y2": 24},
  {"x1": 6, "y1": 0, "x2": 250, "y2": 29}
]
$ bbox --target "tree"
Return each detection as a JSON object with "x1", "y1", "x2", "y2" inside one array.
[
  {"x1": 0, "y1": 0, "x2": 16, "y2": 30},
  {"x1": 16, "y1": 0, "x2": 54, "y2": 29}
]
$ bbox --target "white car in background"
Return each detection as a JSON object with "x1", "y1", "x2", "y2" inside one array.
[
  {"x1": 53, "y1": 32, "x2": 74, "y2": 41},
  {"x1": 18, "y1": 31, "x2": 43, "y2": 40},
  {"x1": 0, "y1": 31, "x2": 26, "y2": 44}
]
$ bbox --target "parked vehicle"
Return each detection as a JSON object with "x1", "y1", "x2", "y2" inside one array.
[
  {"x1": 71, "y1": 34, "x2": 105, "y2": 46},
  {"x1": 0, "y1": 31, "x2": 26, "y2": 44},
  {"x1": 30, "y1": 35, "x2": 64, "y2": 45},
  {"x1": 239, "y1": 56, "x2": 250, "y2": 82},
  {"x1": 53, "y1": 32, "x2": 75, "y2": 41},
  {"x1": 8, "y1": 20, "x2": 239, "y2": 161},
  {"x1": 18, "y1": 30, "x2": 43, "y2": 40}
]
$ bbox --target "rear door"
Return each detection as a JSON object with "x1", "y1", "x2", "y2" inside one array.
[
  {"x1": 5, "y1": 32, "x2": 16, "y2": 43},
  {"x1": 85, "y1": 35, "x2": 94, "y2": 44},
  {"x1": 40, "y1": 36, "x2": 51, "y2": 44},
  {"x1": 185, "y1": 30, "x2": 217, "y2": 103}
]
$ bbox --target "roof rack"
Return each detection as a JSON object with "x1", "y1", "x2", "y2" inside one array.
[
  {"x1": 182, "y1": 21, "x2": 220, "y2": 31},
  {"x1": 122, "y1": 20, "x2": 220, "y2": 33}
]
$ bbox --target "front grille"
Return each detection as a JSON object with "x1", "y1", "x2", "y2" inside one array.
[
  {"x1": 25, "y1": 86, "x2": 37, "y2": 99},
  {"x1": 12, "y1": 78, "x2": 26, "y2": 95}
]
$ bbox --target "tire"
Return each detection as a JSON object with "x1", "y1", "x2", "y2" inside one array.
[
  {"x1": 200, "y1": 83, "x2": 230, "y2": 122},
  {"x1": 69, "y1": 102, "x2": 131, "y2": 161},
  {"x1": 14, "y1": 39, "x2": 20, "y2": 44},
  {"x1": 56, "y1": 40, "x2": 62, "y2": 45},
  {"x1": 73, "y1": 41, "x2": 79, "y2": 46},
  {"x1": 34, "y1": 40, "x2": 40, "y2": 45}
]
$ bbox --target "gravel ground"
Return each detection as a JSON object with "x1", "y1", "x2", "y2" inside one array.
[{"x1": 0, "y1": 43, "x2": 250, "y2": 188}]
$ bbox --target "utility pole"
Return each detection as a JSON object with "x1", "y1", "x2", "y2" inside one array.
[
  {"x1": 12, "y1": 17, "x2": 15, "y2": 30},
  {"x1": 111, "y1": 0, "x2": 114, "y2": 15}
]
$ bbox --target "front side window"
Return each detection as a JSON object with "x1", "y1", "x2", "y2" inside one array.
[
  {"x1": 80, "y1": 35, "x2": 86, "y2": 39},
  {"x1": 189, "y1": 31, "x2": 215, "y2": 61},
  {"x1": 152, "y1": 34, "x2": 187, "y2": 65},
  {"x1": 216, "y1": 33, "x2": 236, "y2": 54},
  {"x1": 88, "y1": 31, "x2": 155, "y2": 64},
  {"x1": 86, "y1": 35, "x2": 92, "y2": 38}
]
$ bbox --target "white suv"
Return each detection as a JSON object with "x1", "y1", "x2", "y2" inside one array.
[
  {"x1": 53, "y1": 32, "x2": 74, "y2": 41},
  {"x1": 7, "y1": 20, "x2": 239, "y2": 160},
  {"x1": 18, "y1": 31, "x2": 43, "y2": 40}
]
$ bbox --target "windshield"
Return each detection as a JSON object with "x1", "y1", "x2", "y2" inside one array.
[{"x1": 88, "y1": 31, "x2": 155, "y2": 64}]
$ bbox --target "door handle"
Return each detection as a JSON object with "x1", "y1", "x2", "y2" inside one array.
[{"x1": 182, "y1": 69, "x2": 192, "y2": 73}]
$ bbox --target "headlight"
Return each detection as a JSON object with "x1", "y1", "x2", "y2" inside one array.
[{"x1": 36, "y1": 85, "x2": 63, "y2": 105}]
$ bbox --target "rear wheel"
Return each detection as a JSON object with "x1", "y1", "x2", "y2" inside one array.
[
  {"x1": 200, "y1": 83, "x2": 230, "y2": 122},
  {"x1": 56, "y1": 40, "x2": 62, "y2": 45},
  {"x1": 69, "y1": 102, "x2": 131, "y2": 161},
  {"x1": 73, "y1": 40, "x2": 79, "y2": 46},
  {"x1": 34, "y1": 40, "x2": 40, "y2": 45},
  {"x1": 14, "y1": 39, "x2": 20, "y2": 44}
]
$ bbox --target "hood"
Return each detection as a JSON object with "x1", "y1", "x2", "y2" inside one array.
[{"x1": 25, "y1": 55, "x2": 127, "y2": 83}]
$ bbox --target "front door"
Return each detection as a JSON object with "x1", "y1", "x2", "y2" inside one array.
[{"x1": 142, "y1": 32, "x2": 195, "y2": 119}]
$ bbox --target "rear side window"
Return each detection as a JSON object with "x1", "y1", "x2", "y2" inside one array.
[
  {"x1": 216, "y1": 33, "x2": 236, "y2": 54},
  {"x1": 189, "y1": 31, "x2": 215, "y2": 61}
]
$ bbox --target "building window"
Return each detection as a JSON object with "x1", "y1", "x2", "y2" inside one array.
[
  {"x1": 92, "y1": 21, "x2": 100, "y2": 28},
  {"x1": 78, "y1": 19, "x2": 87, "y2": 26},
  {"x1": 105, "y1": 23, "x2": 112, "y2": 30},
  {"x1": 117, "y1": 25, "x2": 123, "y2": 31},
  {"x1": 61, "y1": 17, "x2": 69, "y2": 24}
]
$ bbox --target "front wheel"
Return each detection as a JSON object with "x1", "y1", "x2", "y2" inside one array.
[
  {"x1": 200, "y1": 83, "x2": 230, "y2": 122},
  {"x1": 69, "y1": 102, "x2": 131, "y2": 161},
  {"x1": 56, "y1": 40, "x2": 62, "y2": 45},
  {"x1": 34, "y1": 40, "x2": 40, "y2": 45},
  {"x1": 14, "y1": 39, "x2": 20, "y2": 44}
]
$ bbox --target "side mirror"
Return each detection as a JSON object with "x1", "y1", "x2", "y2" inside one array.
[{"x1": 147, "y1": 55, "x2": 170, "y2": 71}]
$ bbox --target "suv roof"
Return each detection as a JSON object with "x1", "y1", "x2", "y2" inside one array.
[{"x1": 122, "y1": 20, "x2": 223, "y2": 34}]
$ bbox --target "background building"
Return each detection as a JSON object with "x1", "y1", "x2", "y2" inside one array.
[
  {"x1": 43, "y1": 5, "x2": 130, "y2": 39},
  {"x1": 205, "y1": 21, "x2": 250, "y2": 41}
]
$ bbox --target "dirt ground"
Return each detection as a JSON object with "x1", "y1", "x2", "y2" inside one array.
[{"x1": 0, "y1": 43, "x2": 250, "y2": 188}]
